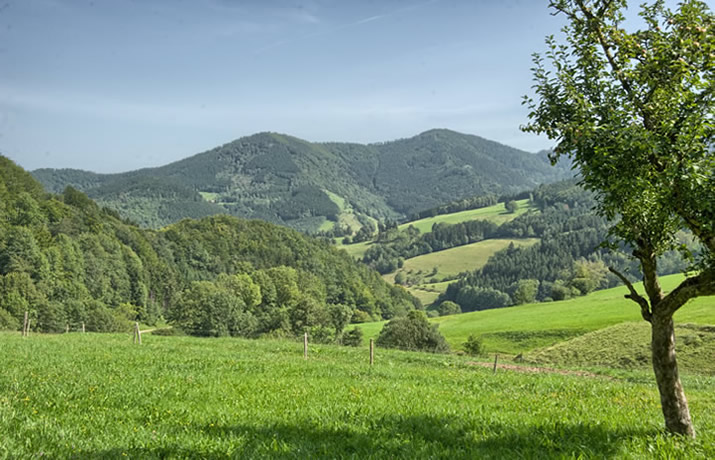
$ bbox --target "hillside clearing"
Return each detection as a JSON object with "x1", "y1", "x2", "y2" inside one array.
[
  {"x1": 386, "y1": 237, "x2": 540, "y2": 283},
  {"x1": 399, "y1": 199, "x2": 533, "y2": 233}
]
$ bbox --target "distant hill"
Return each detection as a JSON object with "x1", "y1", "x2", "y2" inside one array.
[
  {"x1": 32, "y1": 129, "x2": 572, "y2": 231},
  {"x1": 0, "y1": 155, "x2": 418, "y2": 337}
]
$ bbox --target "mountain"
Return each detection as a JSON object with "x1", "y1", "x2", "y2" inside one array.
[{"x1": 32, "y1": 129, "x2": 572, "y2": 231}]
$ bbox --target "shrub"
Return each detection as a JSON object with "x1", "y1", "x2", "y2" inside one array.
[
  {"x1": 341, "y1": 327, "x2": 363, "y2": 347},
  {"x1": 463, "y1": 334, "x2": 484, "y2": 356},
  {"x1": 376, "y1": 311, "x2": 449, "y2": 353},
  {"x1": 438, "y1": 301, "x2": 461, "y2": 316}
]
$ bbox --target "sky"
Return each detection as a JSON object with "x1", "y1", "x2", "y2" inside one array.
[{"x1": 0, "y1": 0, "x2": 693, "y2": 173}]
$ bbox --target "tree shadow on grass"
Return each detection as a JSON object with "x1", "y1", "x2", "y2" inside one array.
[{"x1": 85, "y1": 415, "x2": 659, "y2": 459}]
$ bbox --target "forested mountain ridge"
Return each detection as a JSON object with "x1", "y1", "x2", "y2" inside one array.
[
  {"x1": 0, "y1": 156, "x2": 418, "y2": 338},
  {"x1": 32, "y1": 130, "x2": 572, "y2": 231}
]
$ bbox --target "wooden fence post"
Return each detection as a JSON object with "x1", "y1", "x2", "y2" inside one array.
[
  {"x1": 369, "y1": 339, "x2": 374, "y2": 366},
  {"x1": 82, "y1": 322, "x2": 85, "y2": 333},
  {"x1": 493, "y1": 354, "x2": 499, "y2": 374},
  {"x1": 66, "y1": 324, "x2": 69, "y2": 334},
  {"x1": 133, "y1": 322, "x2": 142, "y2": 344},
  {"x1": 303, "y1": 332, "x2": 308, "y2": 360},
  {"x1": 22, "y1": 311, "x2": 28, "y2": 337}
]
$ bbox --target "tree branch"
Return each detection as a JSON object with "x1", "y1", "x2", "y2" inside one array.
[
  {"x1": 658, "y1": 270, "x2": 715, "y2": 318},
  {"x1": 609, "y1": 267, "x2": 652, "y2": 322},
  {"x1": 574, "y1": 0, "x2": 653, "y2": 130}
]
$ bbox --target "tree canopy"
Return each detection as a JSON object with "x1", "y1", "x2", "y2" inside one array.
[
  {"x1": 0, "y1": 156, "x2": 419, "y2": 341},
  {"x1": 522, "y1": 0, "x2": 714, "y2": 437}
]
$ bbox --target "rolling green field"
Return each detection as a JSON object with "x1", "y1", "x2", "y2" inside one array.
[
  {"x1": 357, "y1": 274, "x2": 715, "y2": 356},
  {"x1": 526, "y1": 322, "x2": 715, "y2": 374},
  {"x1": 1, "y1": 332, "x2": 714, "y2": 458},
  {"x1": 391, "y1": 238, "x2": 540, "y2": 281},
  {"x1": 337, "y1": 240, "x2": 374, "y2": 259},
  {"x1": 336, "y1": 198, "x2": 535, "y2": 260},
  {"x1": 398, "y1": 199, "x2": 533, "y2": 233}
]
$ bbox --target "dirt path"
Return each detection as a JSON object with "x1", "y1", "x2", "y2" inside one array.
[{"x1": 466, "y1": 361, "x2": 612, "y2": 379}]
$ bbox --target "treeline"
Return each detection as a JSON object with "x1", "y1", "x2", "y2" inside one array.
[
  {"x1": 406, "y1": 194, "x2": 499, "y2": 221},
  {"x1": 436, "y1": 180, "x2": 694, "y2": 312},
  {"x1": 0, "y1": 157, "x2": 418, "y2": 340},
  {"x1": 363, "y1": 220, "x2": 503, "y2": 274}
]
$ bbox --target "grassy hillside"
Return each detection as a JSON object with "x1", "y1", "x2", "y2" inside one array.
[
  {"x1": 1, "y1": 332, "x2": 713, "y2": 458},
  {"x1": 400, "y1": 199, "x2": 532, "y2": 233},
  {"x1": 389, "y1": 238, "x2": 540, "y2": 282},
  {"x1": 357, "y1": 274, "x2": 715, "y2": 356},
  {"x1": 526, "y1": 322, "x2": 715, "y2": 374},
  {"x1": 32, "y1": 130, "x2": 570, "y2": 231}
]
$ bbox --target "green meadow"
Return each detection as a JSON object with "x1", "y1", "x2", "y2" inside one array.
[
  {"x1": 390, "y1": 238, "x2": 539, "y2": 281},
  {"x1": 358, "y1": 274, "x2": 715, "y2": 357},
  {"x1": 398, "y1": 199, "x2": 532, "y2": 234},
  {"x1": 1, "y1": 332, "x2": 714, "y2": 459}
]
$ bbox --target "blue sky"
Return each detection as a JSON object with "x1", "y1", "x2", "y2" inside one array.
[{"x1": 0, "y1": 0, "x2": 668, "y2": 172}]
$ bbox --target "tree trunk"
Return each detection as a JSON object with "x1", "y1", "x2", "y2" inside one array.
[{"x1": 651, "y1": 314, "x2": 695, "y2": 437}]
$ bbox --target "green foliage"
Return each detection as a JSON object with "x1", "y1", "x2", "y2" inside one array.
[
  {"x1": 523, "y1": 1, "x2": 714, "y2": 434},
  {"x1": 505, "y1": 200, "x2": 518, "y2": 214},
  {"x1": 0, "y1": 156, "x2": 418, "y2": 339},
  {"x1": 32, "y1": 130, "x2": 571, "y2": 232},
  {"x1": 438, "y1": 180, "x2": 696, "y2": 311},
  {"x1": 376, "y1": 310, "x2": 449, "y2": 353},
  {"x1": 508, "y1": 279, "x2": 540, "y2": 305},
  {"x1": 437, "y1": 301, "x2": 461, "y2": 316},
  {"x1": 340, "y1": 326, "x2": 363, "y2": 347},
  {"x1": 456, "y1": 286, "x2": 511, "y2": 312},
  {"x1": 463, "y1": 334, "x2": 484, "y2": 356}
]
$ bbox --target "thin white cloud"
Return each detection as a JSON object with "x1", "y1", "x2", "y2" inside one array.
[{"x1": 253, "y1": 0, "x2": 440, "y2": 55}]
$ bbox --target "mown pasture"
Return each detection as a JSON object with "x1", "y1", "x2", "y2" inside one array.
[{"x1": 1, "y1": 332, "x2": 714, "y2": 458}]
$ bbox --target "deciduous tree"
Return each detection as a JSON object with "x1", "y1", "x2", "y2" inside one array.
[{"x1": 523, "y1": 0, "x2": 714, "y2": 437}]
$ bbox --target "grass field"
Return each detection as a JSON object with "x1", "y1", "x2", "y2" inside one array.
[
  {"x1": 337, "y1": 240, "x2": 374, "y2": 259},
  {"x1": 357, "y1": 274, "x2": 715, "y2": 356},
  {"x1": 1, "y1": 332, "x2": 714, "y2": 458},
  {"x1": 526, "y1": 322, "x2": 715, "y2": 374},
  {"x1": 336, "y1": 199, "x2": 534, "y2": 260},
  {"x1": 392, "y1": 238, "x2": 539, "y2": 281},
  {"x1": 399, "y1": 199, "x2": 533, "y2": 234}
]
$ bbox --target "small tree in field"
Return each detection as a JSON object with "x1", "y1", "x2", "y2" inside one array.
[{"x1": 523, "y1": 0, "x2": 714, "y2": 437}]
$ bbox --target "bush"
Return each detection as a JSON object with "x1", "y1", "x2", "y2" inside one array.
[
  {"x1": 341, "y1": 327, "x2": 363, "y2": 347},
  {"x1": 463, "y1": 334, "x2": 484, "y2": 356},
  {"x1": 438, "y1": 301, "x2": 461, "y2": 316},
  {"x1": 376, "y1": 311, "x2": 449, "y2": 353},
  {"x1": 0, "y1": 308, "x2": 19, "y2": 331},
  {"x1": 455, "y1": 286, "x2": 511, "y2": 312},
  {"x1": 351, "y1": 309, "x2": 372, "y2": 323}
]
